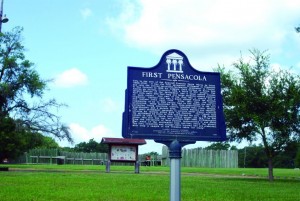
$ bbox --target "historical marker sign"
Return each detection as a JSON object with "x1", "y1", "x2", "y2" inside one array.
[{"x1": 122, "y1": 49, "x2": 226, "y2": 142}]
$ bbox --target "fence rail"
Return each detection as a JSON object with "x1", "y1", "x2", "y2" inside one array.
[
  {"x1": 162, "y1": 146, "x2": 238, "y2": 168},
  {"x1": 25, "y1": 149, "x2": 108, "y2": 165},
  {"x1": 22, "y1": 147, "x2": 237, "y2": 168}
]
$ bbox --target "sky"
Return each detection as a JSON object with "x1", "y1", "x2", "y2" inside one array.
[{"x1": 4, "y1": 0, "x2": 300, "y2": 154}]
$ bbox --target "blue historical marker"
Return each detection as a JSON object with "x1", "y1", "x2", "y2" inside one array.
[
  {"x1": 122, "y1": 49, "x2": 226, "y2": 142},
  {"x1": 122, "y1": 49, "x2": 226, "y2": 201}
]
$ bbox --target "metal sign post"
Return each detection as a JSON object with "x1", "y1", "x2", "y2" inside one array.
[
  {"x1": 170, "y1": 157, "x2": 181, "y2": 201},
  {"x1": 169, "y1": 140, "x2": 182, "y2": 201},
  {"x1": 157, "y1": 140, "x2": 194, "y2": 201}
]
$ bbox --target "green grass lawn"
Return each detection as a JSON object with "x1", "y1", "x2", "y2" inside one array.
[
  {"x1": 0, "y1": 165, "x2": 299, "y2": 201},
  {"x1": 3, "y1": 164, "x2": 300, "y2": 178}
]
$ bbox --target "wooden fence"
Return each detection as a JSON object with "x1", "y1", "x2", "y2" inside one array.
[
  {"x1": 24, "y1": 149, "x2": 161, "y2": 166},
  {"x1": 162, "y1": 146, "x2": 238, "y2": 168},
  {"x1": 25, "y1": 149, "x2": 108, "y2": 165},
  {"x1": 23, "y1": 147, "x2": 237, "y2": 168}
]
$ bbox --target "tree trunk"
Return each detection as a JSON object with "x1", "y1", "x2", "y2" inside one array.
[
  {"x1": 268, "y1": 157, "x2": 274, "y2": 182},
  {"x1": 260, "y1": 129, "x2": 274, "y2": 182}
]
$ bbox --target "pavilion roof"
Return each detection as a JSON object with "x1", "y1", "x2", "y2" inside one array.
[{"x1": 101, "y1": 137, "x2": 146, "y2": 145}]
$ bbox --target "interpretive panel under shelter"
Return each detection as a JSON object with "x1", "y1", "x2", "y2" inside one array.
[
  {"x1": 123, "y1": 49, "x2": 226, "y2": 142},
  {"x1": 110, "y1": 145, "x2": 136, "y2": 161},
  {"x1": 101, "y1": 137, "x2": 146, "y2": 162}
]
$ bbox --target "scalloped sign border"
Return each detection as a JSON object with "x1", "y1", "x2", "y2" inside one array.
[{"x1": 122, "y1": 49, "x2": 226, "y2": 142}]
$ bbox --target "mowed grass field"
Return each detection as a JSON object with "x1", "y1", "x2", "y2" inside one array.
[{"x1": 0, "y1": 165, "x2": 299, "y2": 201}]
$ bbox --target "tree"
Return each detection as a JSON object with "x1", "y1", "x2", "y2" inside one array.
[
  {"x1": 0, "y1": 27, "x2": 72, "y2": 161},
  {"x1": 238, "y1": 145, "x2": 267, "y2": 168},
  {"x1": 296, "y1": 144, "x2": 300, "y2": 168},
  {"x1": 0, "y1": 116, "x2": 58, "y2": 162},
  {"x1": 230, "y1": 145, "x2": 238, "y2": 150},
  {"x1": 217, "y1": 49, "x2": 300, "y2": 181},
  {"x1": 144, "y1": 151, "x2": 159, "y2": 156},
  {"x1": 36, "y1": 136, "x2": 59, "y2": 149},
  {"x1": 273, "y1": 141, "x2": 298, "y2": 168},
  {"x1": 238, "y1": 143, "x2": 298, "y2": 168},
  {"x1": 74, "y1": 139, "x2": 108, "y2": 153},
  {"x1": 0, "y1": 117, "x2": 23, "y2": 161},
  {"x1": 204, "y1": 142, "x2": 230, "y2": 150}
]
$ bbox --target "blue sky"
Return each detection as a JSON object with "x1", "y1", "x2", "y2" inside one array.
[{"x1": 5, "y1": 0, "x2": 300, "y2": 154}]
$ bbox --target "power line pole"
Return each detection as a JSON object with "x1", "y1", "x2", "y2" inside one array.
[
  {"x1": 244, "y1": 147, "x2": 247, "y2": 168},
  {"x1": 0, "y1": 0, "x2": 9, "y2": 33}
]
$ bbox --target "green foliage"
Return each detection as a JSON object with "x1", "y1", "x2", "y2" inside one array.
[
  {"x1": 0, "y1": 27, "x2": 46, "y2": 117},
  {"x1": 59, "y1": 146, "x2": 75, "y2": 152},
  {"x1": 230, "y1": 145, "x2": 238, "y2": 150},
  {"x1": 0, "y1": 27, "x2": 72, "y2": 139},
  {"x1": 238, "y1": 145, "x2": 268, "y2": 168},
  {"x1": 0, "y1": 27, "x2": 72, "y2": 161},
  {"x1": 204, "y1": 142, "x2": 231, "y2": 150},
  {"x1": 273, "y1": 141, "x2": 298, "y2": 168},
  {"x1": 36, "y1": 136, "x2": 59, "y2": 149},
  {"x1": 0, "y1": 117, "x2": 58, "y2": 161},
  {"x1": 143, "y1": 151, "x2": 159, "y2": 156},
  {"x1": 295, "y1": 145, "x2": 300, "y2": 168},
  {"x1": 74, "y1": 139, "x2": 108, "y2": 153},
  {"x1": 0, "y1": 117, "x2": 21, "y2": 160},
  {"x1": 217, "y1": 49, "x2": 300, "y2": 180}
]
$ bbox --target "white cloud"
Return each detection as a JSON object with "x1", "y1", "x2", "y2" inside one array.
[
  {"x1": 91, "y1": 125, "x2": 112, "y2": 138},
  {"x1": 101, "y1": 97, "x2": 120, "y2": 113},
  {"x1": 57, "y1": 123, "x2": 165, "y2": 154},
  {"x1": 54, "y1": 68, "x2": 88, "y2": 88},
  {"x1": 296, "y1": 62, "x2": 300, "y2": 69},
  {"x1": 270, "y1": 63, "x2": 282, "y2": 73},
  {"x1": 107, "y1": 0, "x2": 300, "y2": 70},
  {"x1": 58, "y1": 123, "x2": 115, "y2": 147},
  {"x1": 80, "y1": 8, "x2": 92, "y2": 20},
  {"x1": 106, "y1": 0, "x2": 140, "y2": 34},
  {"x1": 69, "y1": 123, "x2": 90, "y2": 142},
  {"x1": 118, "y1": 0, "x2": 299, "y2": 46}
]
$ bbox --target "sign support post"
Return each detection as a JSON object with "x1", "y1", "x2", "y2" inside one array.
[
  {"x1": 170, "y1": 157, "x2": 181, "y2": 201},
  {"x1": 158, "y1": 140, "x2": 195, "y2": 201},
  {"x1": 169, "y1": 140, "x2": 182, "y2": 201}
]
